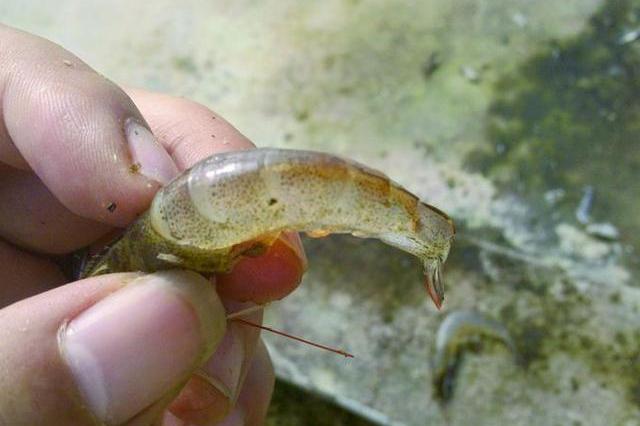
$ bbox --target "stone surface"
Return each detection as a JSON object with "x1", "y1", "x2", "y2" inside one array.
[{"x1": 3, "y1": 1, "x2": 639, "y2": 424}]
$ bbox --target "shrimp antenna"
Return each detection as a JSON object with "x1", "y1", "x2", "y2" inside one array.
[{"x1": 231, "y1": 317, "x2": 354, "y2": 358}]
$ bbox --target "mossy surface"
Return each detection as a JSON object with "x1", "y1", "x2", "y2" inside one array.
[
  {"x1": 468, "y1": 0, "x2": 640, "y2": 269},
  {"x1": 268, "y1": 379, "x2": 377, "y2": 426}
]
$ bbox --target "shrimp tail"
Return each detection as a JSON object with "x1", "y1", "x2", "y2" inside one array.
[{"x1": 424, "y1": 260, "x2": 445, "y2": 310}]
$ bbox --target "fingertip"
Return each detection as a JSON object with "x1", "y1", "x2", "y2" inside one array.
[
  {"x1": 168, "y1": 301, "x2": 264, "y2": 426},
  {"x1": 174, "y1": 339, "x2": 274, "y2": 426},
  {"x1": 125, "y1": 88, "x2": 256, "y2": 169},
  {"x1": 5, "y1": 77, "x2": 165, "y2": 226},
  {"x1": 215, "y1": 235, "x2": 306, "y2": 304},
  {"x1": 0, "y1": 26, "x2": 176, "y2": 226},
  {"x1": 168, "y1": 372, "x2": 232, "y2": 425},
  {"x1": 59, "y1": 271, "x2": 226, "y2": 424},
  {"x1": 0, "y1": 273, "x2": 138, "y2": 425}
]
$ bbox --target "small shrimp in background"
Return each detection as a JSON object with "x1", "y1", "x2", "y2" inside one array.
[{"x1": 432, "y1": 310, "x2": 516, "y2": 404}]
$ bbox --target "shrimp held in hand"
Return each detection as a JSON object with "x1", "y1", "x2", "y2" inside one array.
[{"x1": 84, "y1": 148, "x2": 455, "y2": 308}]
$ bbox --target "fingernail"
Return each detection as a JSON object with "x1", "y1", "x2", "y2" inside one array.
[
  {"x1": 201, "y1": 300, "x2": 262, "y2": 404},
  {"x1": 217, "y1": 407, "x2": 245, "y2": 426},
  {"x1": 162, "y1": 411, "x2": 187, "y2": 426},
  {"x1": 201, "y1": 322, "x2": 245, "y2": 404},
  {"x1": 169, "y1": 372, "x2": 233, "y2": 424},
  {"x1": 280, "y1": 232, "x2": 308, "y2": 270},
  {"x1": 59, "y1": 270, "x2": 226, "y2": 425},
  {"x1": 125, "y1": 118, "x2": 178, "y2": 184}
]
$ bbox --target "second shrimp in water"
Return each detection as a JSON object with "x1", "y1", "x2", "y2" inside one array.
[{"x1": 84, "y1": 148, "x2": 455, "y2": 308}]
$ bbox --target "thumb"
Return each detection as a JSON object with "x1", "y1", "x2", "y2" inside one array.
[{"x1": 0, "y1": 270, "x2": 226, "y2": 426}]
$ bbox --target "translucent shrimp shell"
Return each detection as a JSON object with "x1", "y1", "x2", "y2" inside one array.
[{"x1": 85, "y1": 149, "x2": 455, "y2": 302}]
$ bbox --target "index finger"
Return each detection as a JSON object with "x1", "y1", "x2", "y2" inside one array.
[
  {"x1": 0, "y1": 26, "x2": 306, "y2": 305},
  {"x1": 0, "y1": 25, "x2": 253, "y2": 252},
  {"x1": 0, "y1": 24, "x2": 171, "y2": 228}
]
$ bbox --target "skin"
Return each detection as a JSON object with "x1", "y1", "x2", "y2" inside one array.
[{"x1": 0, "y1": 24, "x2": 305, "y2": 425}]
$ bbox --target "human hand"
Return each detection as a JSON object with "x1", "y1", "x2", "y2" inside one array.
[{"x1": 0, "y1": 24, "x2": 306, "y2": 425}]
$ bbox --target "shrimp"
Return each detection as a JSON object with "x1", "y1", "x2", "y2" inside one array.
[
  {"x1": 432, "y1": 310, "x2": 516, "y2": 403},
  {"x1": 83, "y1": 148, "x2": 455, "y2": 307}
]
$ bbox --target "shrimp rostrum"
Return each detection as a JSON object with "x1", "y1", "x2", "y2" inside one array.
[{"x1": 85, "y1": 148, "x2": 455, "y2": 308}]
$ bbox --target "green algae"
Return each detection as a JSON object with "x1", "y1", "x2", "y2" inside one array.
[
  {"x1": 172, "y1": 55, "x2": 198, "y2": 74},
  {"x1": 443, "y1": 232, "x2": 640, "y2": 411},
  {"x1": 467, "y1": 0, "x2": 640, "y2": 268},
  {"x1": 496, "y1": 259, "x2": 640, "y2": 410},
  {"x1": 460, "y1": 1, "x2": 640, "y2": 406},
  {"x1": 268, "y1": 379, "x2": 376, "y2": 426}
]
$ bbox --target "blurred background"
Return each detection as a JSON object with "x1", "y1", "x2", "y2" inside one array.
[{"x1": 3, "y1": 0, "x2": 639, "y2": 424}]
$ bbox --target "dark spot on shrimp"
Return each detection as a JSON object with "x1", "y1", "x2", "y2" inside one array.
[
  {"x1": 239, "y1": 242, "x2": 269, "y2": 257},
  {"x1": 107, "y1": 202, "x2": 117, "y2": 213},
  {"x1": 268, "y1": 198, "x2": 278, "y2": 206}
]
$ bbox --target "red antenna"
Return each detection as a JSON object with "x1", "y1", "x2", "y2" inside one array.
[{"x1": 231, "y1": 317, "x2": 354, "y2": 358}]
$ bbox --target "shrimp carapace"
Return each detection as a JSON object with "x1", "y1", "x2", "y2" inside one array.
[{"x1": 84, "y1": 148, "x2": 455, "y2": 308}]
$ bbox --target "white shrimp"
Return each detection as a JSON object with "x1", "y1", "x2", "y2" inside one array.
[{"x1": 84, "y1": 148, "x2": 455, "y2": 307}]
